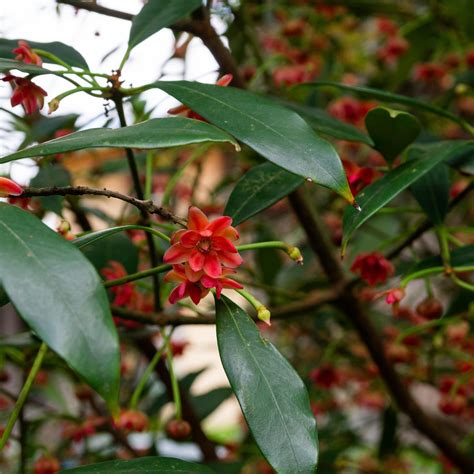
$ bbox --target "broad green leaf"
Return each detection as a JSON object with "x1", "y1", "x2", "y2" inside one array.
[
  {"x1": 129, "y1": 0, "x2": 202, "y2": 49},
  {"x1": 0, "y1": 204, "x2": 119, "y2": 406},
  {"x1": 282, "y1": 100, "x2": 373, "y2": 145},
  {"x1": 342, "y1": 141, "x2": 474, "y2": 254},
  {"x1": 0, "y1": 39, "x2": 89, "y2": 69},
  {"x1": 410, "y1": 161, "x2": 449, "y2": 225},
  {"x1": 298, "y1": 81, "x2": 469, "y2": 130},
  {"x1": 404, "y1": 245, "x2": 474, "y2": 274},
  {"x1": 60, "y1": 456, "x2": 215, "y2": 473},
  {"x1": 365, "y1": 107, "x2": 421, "y2": 163},
  {"x1": 192, "y1": 387, "x2": 233, "y2": 420},
  {"x1": 0, "y1": 118, "x2": 238, "y2": 164},
  {"x1": 30, "y1": 163, "x2": 71, "y2": 215},
  {"x1": 0, "y1": 58, "x2": 53, "y2": 75},
  {"x1": 225, "y1": 162, "x2": 303, "y2": 225},
  {"x1": 152, "y1": 81, "x2": 354, "y2": 203},
  {"x1": 216, "y1": 296, "x2": 318, "y2": 474},
  {"x1": 25, "y1": 113, "x2": 78, "y2": 146}
]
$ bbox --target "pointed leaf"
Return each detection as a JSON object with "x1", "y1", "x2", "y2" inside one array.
[
  {"x1": 365, "y1": 107, "x2": 421, "y2": 163},
  {"x1": 0, "y1": 118, "x2": 238, "y2": 164},
  {"x1": 216, "y1": 296, "x2": 318, "y2": 474},
  {"x1": 225, "y1": 162, "x2": 303, "y2": 225},
  {"x1": 152, "y1": 81, "x2": 354, "y2": 202},
  {"x1": 342, "y1": 141, "x2": 474, "y2": 253},
  {"x1": 129, "y1": 0, "x2": 202, "y2": 49},
  {"x1": 0, "y1": 38, "x2": 89, "y2": 69},
  {"x1": 0, "y1": 58, "x2": 50, "y2": 75},
  {"x1": 61, "y1": 456, "x2": 215, "y2": 473},
  {"x1": 0, "y1": 204, "x2": 119, "y2": 407}
]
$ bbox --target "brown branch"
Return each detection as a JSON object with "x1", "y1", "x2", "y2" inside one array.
[{"x1": 20, "y1": 186, "x2": 186, "y2": 226}]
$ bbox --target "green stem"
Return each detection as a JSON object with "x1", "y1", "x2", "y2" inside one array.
[
  {"x1": 0, "y1": 342, "x2": 48, "y2": 451},
  {"x1": 236, "y1": 241, "x2": 288, "y2": 251},
  {"x1": 144, "y1": 151, "x2": 154, "y2": 201},
  {"x1": 129, "y1": 334, "x2": 170, "y2": 409},
  {"x1": 165, "y1": 335, "x2": 181, "y2": 419},
  {"x1": 162, "y1": 144, "x2": 211, "y2": 207},
  {"x1": 51, "y1": 86, "x2": 104, "y2": 106},
  {"x1": 401, "y1": 265, "x2": 474, "y2": 287},
  {"x1": 118, "y1": 47, "x2": 131, "y2": 72},
  {"x1": 451, "y1": 274, "x2": 474, "y2": 292},
  {"x1": 436, "y1": 226, "x2": 452, "y2": 271},
  {"x1": 104, "y1": 264, "x2": 172, "y2": 288}
]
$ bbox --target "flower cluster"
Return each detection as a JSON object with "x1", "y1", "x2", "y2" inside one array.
[{"x1": 163, "y1": 206, "x2": 243, "y2": 305}]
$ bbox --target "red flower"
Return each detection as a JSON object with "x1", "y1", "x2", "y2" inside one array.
[
  {"x1": 164, "y1": 206, "x2": 242, "y2": 278},
  {"x1": 309, "y1": 365, "x2": 341, "y2": 389},
  {"x1": 342, "y1": 160, "x2": 379, "y2": 195},
  {"x1": 164, "y1": 264, "x2": 242, "y2": 305},
  {"x1": 2, "y1": 75, "x2": 47, "y2": 115},
  {"x1": 168, "y1": 74, "x2": 233, "y2": 121},
  {"x1": 384, "y1": 288, "x2": 405, "y2": 305},
  {"x1": 350, "y1": 252, "x2": 394, "y2": 286},
  {"x1": 101, "y1": 261, "x2": 135, "y2": 307},
  {"x1": 438, "y1": 394, "x2": 467, "y2": 416},
  {"x1": 33, "y1": 455, "x2": 60, "y2": 474},
  {"x1": 0, "y1": 177, "x2": 23, "y2": 197},
  {"x1": 13, "y1": 40, "x2": 42, "y2": 66}
]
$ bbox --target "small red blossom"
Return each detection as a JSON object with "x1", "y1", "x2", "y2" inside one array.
[
  {"x1": 164, "y1": 207, "x2": 242, "y2": 278},
  {"x1": 438, "y1": 394, "x2": 467, "y2": 416},
  {"x1": 377, "y1": 36, "x2": 409, "y2": 65},
  {"x1": 102, "y1": 261, "x2": 135, "y2": 307},
  {"x1": 328, "y1": 97, "x2": 377, "y2": 126},
  {"x1": 309, "y1": 365, "x2": 342, "y2": 389},
  {"x1": 342, "y1": 160, "x2": 380, "y2": 195},
  {"x1": 13, "y1": 40, "x2": 42, "y2": 66},
  {"x1": 273, "y1": 62, "x2": 319, "y2": 87},
  {"x1": 168, "y1": 74, "x2": 233, "y2": 121},
  {"x1": 2, "y1": 75, "x2": 47, "y2": 115},
  {"x1": 376, "y1": 17, "x2": 398, "y2": 36},
  {"x1": 466, "y1": 49, "x2": 474, "y2": 68},
  {"x1": 0, "y1": 176, "x2": 23, "y2": 197},
  {"x1": 33, "y1": 455, "x2": 60, "y2": 474},
  {"x1": 350, "y1": 252, "x2": 394, "y2": 286}
]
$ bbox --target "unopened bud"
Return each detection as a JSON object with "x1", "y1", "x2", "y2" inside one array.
[
  {"x1": 257, "y1": 306, "x2": 271, "y2": 326},
  {"x1": 0, "y1": 177, "x2": 23, "y2": 197},
  {"x1": 287, "y1": 246, "x2": 303, "y2": 264},
  {"x1": 48, "y1": 98, "x2": 60, "y2": 115}
]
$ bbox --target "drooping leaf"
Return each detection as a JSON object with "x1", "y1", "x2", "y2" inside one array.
[
  {"x1": 280, "y1": 100, "x2": 373, "y2": 145},
  {"x1": 152, "y1": 81, "x2": 354, "y2": 203},
  {"x1": 30, "y1": 163, "x2": 71, "y2": 215},
  {"x1": 0, "y1": 118, "x2": 238, "y2": 164},
  {"x1": 365, "y1": 107, "x2": 421, "y2": 163},
  {"x1": 342, "y1": 141, "x2": 474, "y2": 253},
  {"x1": 225, "y1": 162, "x2": 303, "y2": 225},
  {"x1": 0, "y1": 204, "x2": 119, "y2": 407},
  {"x1": 129, "y1": 0, "x2": 202, "y2": 49},
  {"x1": 298, "y1": 81, "x2": 468, "y2": 129},
  {"x1": 60, "y1": 456, "x2": 215, "y2": 473},
  {"x1": 410, "y1": 159, "x2": 450, "y2": 226},
  {"x1": 216, "y1": 296, "x2": 318, "y2": 474},
  {"x1": 0, "y1": 38, "x2": 89, "y2": 69},
  {"x1": 192, "y1": 387, "x2": 233, "y2": 420},
  {"x1": 0, "y1": 58, "x2": 54, "y2": 75}
]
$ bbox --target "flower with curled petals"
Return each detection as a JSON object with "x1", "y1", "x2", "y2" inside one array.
[
  {"x1": 350, "y1": 251, "x2": 394, "y2": 286},
  {"x1": 163, "y1": 206, "x2": 243, "y2": 278},
  {"x1": 13, "y1": 40, "x2": 42, "y2": 66},
  {"x1": 2, "y1": 75, "x2": 47, "y2": 115}
]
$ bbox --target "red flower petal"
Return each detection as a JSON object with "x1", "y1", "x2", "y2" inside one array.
[
  {"x1": 212, "y1": 235, "x2": 237, "y2": 252},
  {"x1": 189, "y1": 248, "x2": 205, "y2": 272},
  {"x1": 180, "y1": 230, "x2": 201, "y2": 247},
  {"x1": 203, "y1": 252, "x2": 222, "y2": 277},
  {"x1": 207, "y1": 216, "x2": 232, "y2": 234},
  {"x1": 219, "y1": 251, "x2": 243, "y2": 268},
  {"x1": 188, "y1": 206, "x2": 209, "y2": 231},
  {"x1": 0, "y1": 177, "x2": 23, "y2": 197},
  {"x1": 163, "y1": 243, "x2": 191, "y2": 264}
]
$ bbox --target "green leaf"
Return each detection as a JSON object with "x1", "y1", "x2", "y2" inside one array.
[
  {"x1": 298, "y1": 81, "x2": 470, "y2": 130},
  {"x1": 0, "y1": 58, "x2": 50, "y2": 75},
  {"x1": 60, "y1": 456, "x2": 215, "y2": 473},
  {"x1": 283, "y1": 101, "x2": 373, "y2": 145},
  {"x1": 404, "y1": 245, "x2": 474, "y2": 274},
  {"x1": 0, "y1": 204, "x2": 119, "y2": 406},
  {"x1": 448, "y1": 147, "x2": 474, "y2": 175},
  {"x1": 0, "y1": 118, "x2": 238, "y2": 164},
  {"x1": 0, "y1": 38, "x2": 89, "y2": 69},
  {"x1": 225, "y1": 162, "x2": 303, "y2": 225},
  {"x1": 410, "y1": 160, "x2": 449, "y2": 226},
  {"x1": 342, "y1": 141, "x2": 474, "y2": 254},
  {"x1": 192, "y1": 387, "x2": 233, "y2": 420},
  {"x1": 365, "y1": 107, "x2": 421, "y2": 163},
  {"x1": 152, "y1": 81, "x2": 354, "y2": 203},
  {"x1": 215, "y1": 296, "x2": 318, "y2": 474},
  {"x1": 129, "y1": 0, "x2": 202, "y2": 49},
  {"x1": 30, "y1": 163, "x2": 71, "y2": 215}
]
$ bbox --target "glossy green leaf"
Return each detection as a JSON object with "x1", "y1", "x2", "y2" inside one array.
[
  {"x1": 216, "y1": 296, "x2": 318, "y2": 474},
  {"x1": 342, "y1": 141, "x2": 474, "y2": 254},
  {"x1": 365, "y1": 107, "x2": 421, "y2": 163},
  {"x1": 0, "y1": 58, "x2": 51, "y2": 76},
  {"x1": 225, "y1": 162, "x2": 303, "y2": 225},
  {"x1": 30, "y1": 163, "x2": 71, "y2": 215},
  {"x1": 410, "y1": 160, "x2": 449, "y2": 225},
  {"x1": 283, "y1": 101, "x2": 373, "y2": 145},
  {"x1": 448, "y1": 147, "x2": 474, "y2": 175},
  {"x1": 153, "y1": 81, "x2": 354, "y2": 203},
  {"x1": 0, "y1": 118, "x2": 238, "y2": 164},
  {"x1": 192, "y1": 387, "x2": 233, "y2": 420},
  {"x1": 0, "y1": 204, "x2": 119, "y2": 406},
  {"x1": 129, "y1": 0, "x2": 202, "y2": 49},
  {"x1": 0, "y1": 38, "x2": 89, "y2": 69},
  {"x1": 61, "y1": 456, "x2": 215, "y2": 473},
  {"x1": 298, "y1": 81, "x2": 469, "y2": 130}
]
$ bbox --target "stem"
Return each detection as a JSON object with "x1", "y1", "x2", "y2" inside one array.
[
  {"x1": 165, "y1": 335, "x2": 182, "y2": 419},
  {"x1": 104, "y1": 264, "x2": 171, "y2": 288},
  {"x1": 451, "y1": 274, "x2": 474, "y2": 292},
  {"x1": 144, "y1": 151, "x2": 154, "y2": 200},
  {"x1": 236, "y1": 241, "x2": 288, "y2": 251},
  {"x1": 129, "y1": 334, "x2": 170, "y2": 409},
  {"x1": 0, "y1": 342, "x2": 48, "y2": 451},
  {"x1": 118, "y1": 47, "x2": 131, "y2": 72},
  {"x1": 436, "y1": 226, "x2": 452, "y2": 272}
]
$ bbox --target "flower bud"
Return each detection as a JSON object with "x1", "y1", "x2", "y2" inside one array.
[
  {"x1": 257, "y1": 306, "x2": 271, "y2": 326},
  {"x1": 165, "y1": 419, "x2": 192, "y2": 440},
  {"x1": 415, "y1": 297, "x2": 443, "y2": 320},
  {"x1": 0, "y1": 177, "x2": 23, "y2": 197},
  {"x1": 287, "y1": 246, "x2": 303, "y2": 264},
  {"x1": 48, "y1": 98, "x2": 60, "y2": 115}
]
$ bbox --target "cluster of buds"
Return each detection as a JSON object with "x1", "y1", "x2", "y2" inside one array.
[{"x1": 163, "y1": 206, "x2": 244, "y2": 305}]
